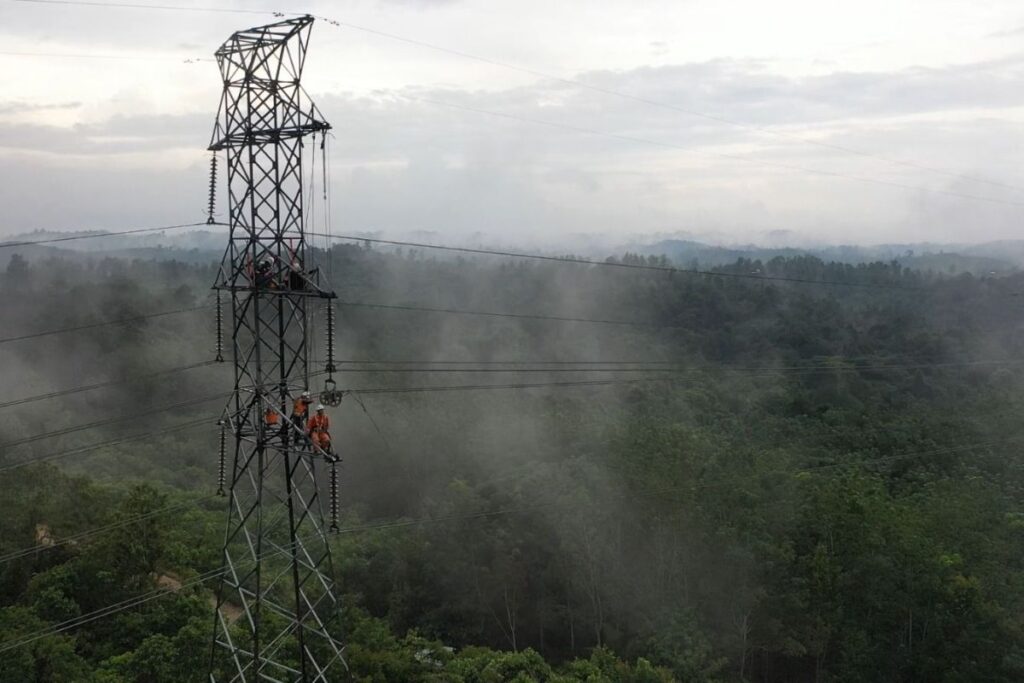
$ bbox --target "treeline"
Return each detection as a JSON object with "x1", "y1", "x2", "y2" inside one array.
[{"x1": 1, "y1": 246, "x2": 1024, "y2": 681}]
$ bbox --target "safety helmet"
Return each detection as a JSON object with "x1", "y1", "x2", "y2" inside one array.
[
  {"x1": 301, "y1": 390, "x2": 311, "y2": 399},
  {"x1": 316, "y1": 404, "x2": 325, "y2": 411}
]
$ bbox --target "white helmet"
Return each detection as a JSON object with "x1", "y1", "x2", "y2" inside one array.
[
  {"x1": 301, "y1": 390, "x2": 311, "y2": 399},
  {"x1": 316, "y1": 403, "x2": 325, "y2": 411}
]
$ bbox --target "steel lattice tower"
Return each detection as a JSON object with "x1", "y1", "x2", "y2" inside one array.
[{"x1": 207, "y1": 15, "x2": 345, "y2": 682}]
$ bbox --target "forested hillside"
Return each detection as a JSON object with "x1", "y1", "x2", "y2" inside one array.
[{"x1": 2, "y1": 245, "x2": 1024, "y2": 682}]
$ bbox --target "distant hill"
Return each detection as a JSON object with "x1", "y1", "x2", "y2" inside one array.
[
  {"x1": 633, "y1": 238, "x2": 1021, "y2": 275},
  {"x1": 2, "y1": 228, "x2": 1023, "y2": 276},
  {"x1": 0, "y1": 229, "x2": 224, "y2": 267}
]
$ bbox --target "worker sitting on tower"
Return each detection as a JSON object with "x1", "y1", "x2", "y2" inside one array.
[
  {"x1": 255, "y1": 258, "x2": 275, "y2": 289},
  {"x1": 264, "y1": 406, "x2": 279, "y2": 427},
  {"x1": 291, "y1": 390, "x2": 313, "y2": 436},
  {"x1": 307, "y1": 404, "x2": 332, "y2": 454},
  {"x1": 287, "y1": 256, "x2": 307, "y2": 291}
]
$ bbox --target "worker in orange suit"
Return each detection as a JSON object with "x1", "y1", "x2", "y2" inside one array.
[
  {"x1": 264, "y1": 407, "x2": 279, "y2": 427},
  {"x1": 307, "y1": 404, "x2": 332, "y2": 455},
  {"x1": 291, "y1": 390, "x2": 312, "y2": 436}
]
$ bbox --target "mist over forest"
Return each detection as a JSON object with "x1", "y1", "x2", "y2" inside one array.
[{"x1": 2, "y1": 239, "x2": 1024, "y2": 682}]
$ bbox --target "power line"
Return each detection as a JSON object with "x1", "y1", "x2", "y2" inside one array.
[
  {"x1": 313, "y1": 231, "x2": 922, "y2": 290},
  {"x1": 0, "y1": 528, "x2": 349, "y2": 656},
  {"x1": 0, "y1": 480, "x2": 681, "y2": 654},
  {"x1": 0, "y1": 556, "x2": 237, "y2": 656},
  {"x1": 339, "y1": 369, "x2": 1024, "y2": 396},
  {"x1": 0, "y1": 573, "x2": 215, "y2": 654},
  {"x1": 0, "y1": 304, "x2": 212, "y2": 344},
  {"x1": 3, "y1": 352, "x2": 1012, "y2": 421},
  {"x1": 0, "y1": 219, "x2": 943, "y2": 291},
  {"x1": 337, "y1": 358, "x2": 703, "y2": 365},
  {"x1": 403, "y1": 94, "x2": 1024, "y2": 209},
  {"x1": 0, "y1": 360, "x2": 223, "y2": 410},
  {"x1": 331, "y1": 366, "x2": 734, "y2": 373},
  {"x1": 801, "y1": 436, "x2": 1022, "y2": 472},
  {"x1": 344, "y1": 297, "x2": 956, "y2": 328},
  {"x1": 6, "y1": 418, "x2": 1012, "y2": 566},
  {"x1": 0, "y1": 259, "x2": 909, "y2": 350},
  {"x1": 12, "y1": 0, "x2": 274, "y2": 14},
  {"x1": 3, "y1": 359, "x2": 1016, "y2": 473},
  {"x1": 340, "y1": 375, "x2": 815, "y2": 396},
  {"x1": 0, "y1": 221, "x2": 224, "y2": 249},
  {"x1": 0, "y1": 495, "x2": 216, "y2": 565},
  {"x1": 0, "y1": 452, "x2": 546, "y2": 575},
  {"x1": 0, "y1": 49, "x2": 207, "y2": 62},
  {"x1": 0, "y1": 392, "x2": 225, "y2": 452},
  {"x1": 313, "y1": 17, "x2": 1024, "y2": 195},
  {"x1": 337, "y1": 299, "x2": 664, "y2": 328},
  {"x1": 0, "y1": 417, "x2": 214, "y2": 472},
  {"x1": 4, "y1": 423, "x2": 1013, "y2": 657},
  {"x1": 328, "y1": 358, "x2": 1024, "y2": 374},
  {"x1": 0, "y1": 422, "x2": 1014, "y2": 653},
  {"x1": 334, "y1": 357, "x2": 1024, "y2": 368},
  {"x1": 0, "y1": 360, "x2": 742, "y2": 414},
  {"x1": 6, "y1": 358, "x2": 1017, "y2": 465}
]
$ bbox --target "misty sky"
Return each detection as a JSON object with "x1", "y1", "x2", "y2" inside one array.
[{"x1": 1, "y1": 0, "x2": 1023, "y2": 247}]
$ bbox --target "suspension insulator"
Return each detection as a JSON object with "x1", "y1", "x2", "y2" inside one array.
[
  {"x1": 329, "y1": 462, "x2": 340, "y2": 533},
  {"x1": 215, "y1": 291, "x2": 224, "y2": 362},
  {"x1": 321, "y1": 304, "x2": 344, "y2": 406},
  {"x1": 325, "y1": 303, "x2": 336, "y2": 374},
  {"x1": 206, "y1": 153, "x2": 218, "y2": 225},
  {"x1": 216, "y1": 422, "x2": 227, "y2": 497}
]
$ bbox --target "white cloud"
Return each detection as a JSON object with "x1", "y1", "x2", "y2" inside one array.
[{"x1": 2, "y1": 0, "x2": 1024, "y2": 246}]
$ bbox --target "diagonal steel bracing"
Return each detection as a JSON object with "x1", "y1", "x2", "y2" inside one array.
[{"x1": 207, "y1": 14, "x2": 344, "y2": 682}]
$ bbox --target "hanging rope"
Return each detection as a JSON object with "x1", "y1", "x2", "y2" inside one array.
[
  {"x1": 325, "y1": 134, "x2": 334, "y2": 284},
  {"x1": 329, "y1": 460, "x2": 340, "y2": 533},
  {"x1": 319, "y1": 132, "x2": 343, "y2": 406},
  {"x1": 307, "y1": 131, "x2": 317, "y2": 252},
  {"x1": 206, "y1": 153, "x2": 218, "y2": 225},
  {"x1": 304, "y1": 132, "x2": 318, "y2": 392},
  {"x1": 321, "y1": 133, "x2": 328, "y2": 203},
  {"x1": 216, "y1": 421, "x2": 227, "y2": 496}
]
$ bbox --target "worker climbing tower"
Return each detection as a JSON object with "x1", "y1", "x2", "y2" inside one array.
[{"x1": 207, "y1": 15, "x2": 345, "y2": 681}]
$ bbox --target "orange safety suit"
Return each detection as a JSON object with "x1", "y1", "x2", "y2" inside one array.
[
  {"x1": 307, "y1": 412, "x2": 331, "y2": 452},
  {"x1": 264, "y1": 408, "x2": 279, "y2": 426},
  {"x1": 292, "y1": 397, "x2": 312, "y2": 419},
  {"x1": 291, "y1": 397, "x2": 312, "y2": 432}
]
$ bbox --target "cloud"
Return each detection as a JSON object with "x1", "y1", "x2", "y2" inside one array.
[
  {"x1": 0, "y1": 101, "x2": 81, "y2": 115},
  {"x1": 2, "y1": 54, "x2": 1024, "y2": 245},
  {"x1": 376, "y1": 0, "x2": 460, "y2": 7},
  {"x1": 0, "y1": 112, "x2": 209, "y2": 155},
  {"x1": 8, "y1": 53, "x2": 1024, "y2": 158},
  {"x1": 575, "y1": 53, "x2": 1024, "y2": 127},
  {"x1": 988, "y1": 26, "x2": 1024, "y2": 38}
]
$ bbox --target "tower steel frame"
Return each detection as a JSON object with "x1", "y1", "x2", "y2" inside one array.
[{"x1": 207, "y1": 15, "x2": 345, "y2": 682}]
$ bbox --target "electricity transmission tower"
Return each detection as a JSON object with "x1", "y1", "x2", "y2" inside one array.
[{"x1": 207, "y1": 15, "x2": 345, "y2": 681}]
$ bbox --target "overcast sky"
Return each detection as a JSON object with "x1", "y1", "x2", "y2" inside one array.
[{"x1": 1, "y1": 0, "x2": 1023, "y2": 247}]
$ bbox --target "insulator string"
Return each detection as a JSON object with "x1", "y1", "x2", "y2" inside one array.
[
  {"x1": 216, "y1": 422, "x2": 227, "y2": 497},
  {"x1": 326, "y1": 304, "x2": 336, "y2": 375},
  {"x1": 214, "y1": 290, "x2": 224, "y2": 363},
  {"x1": 329, "y1": 461, "x2": 339, "y2": 533},
  {"x1": 206, "y1": 153, "x2": 218, "y2": 225}
]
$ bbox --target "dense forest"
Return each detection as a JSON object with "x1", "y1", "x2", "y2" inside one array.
[{"x1": 2, "y1": 242, "x2": 1024, "y2": 682}]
